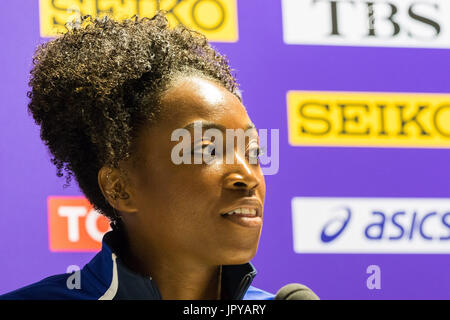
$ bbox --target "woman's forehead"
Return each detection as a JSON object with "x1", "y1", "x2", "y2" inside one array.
[{"x1": 159, "y1": 76, "x2": 248, "y2": 125}]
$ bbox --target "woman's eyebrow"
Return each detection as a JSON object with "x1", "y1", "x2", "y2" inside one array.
[{"x1": 182, "y1": 120, "x2": 256, "y2": 132}]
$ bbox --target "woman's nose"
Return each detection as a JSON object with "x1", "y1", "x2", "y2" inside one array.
[{"x1": 222, "y1": 153, "x2": 260, "y2": 191}]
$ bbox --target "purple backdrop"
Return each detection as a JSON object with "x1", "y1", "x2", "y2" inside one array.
[{"x1": 1, "y1": 0, "x2": 449, "y2": 299}]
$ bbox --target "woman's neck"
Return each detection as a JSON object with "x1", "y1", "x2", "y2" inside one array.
[{"x1": 120, "y1": 228, "x2": 223, "y2": 300}]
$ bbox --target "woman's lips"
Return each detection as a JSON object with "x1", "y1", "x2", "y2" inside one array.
[
  {"x1": 219, "y1": 198, "x2": 263, "y2": 228},
  {"x1": 222, "y1": 214, "x2": 262, "y2": 228}
]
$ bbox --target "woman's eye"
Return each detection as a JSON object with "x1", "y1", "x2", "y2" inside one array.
[
  {"x1": 204, "y1": 144, "x2": 216, "y2": 156},
  {"x1": 247, "y1": 145, "x2": 264, "y2": 163},
  {"x1": 192, "y1": 143, "x2": 217, "y2": 157},
  {"x1": 249, "y1": 147, "x2": 262, "y2": 157}
]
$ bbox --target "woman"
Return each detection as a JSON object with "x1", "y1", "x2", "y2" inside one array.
[{"x1": 1, "y1": 12, "x2": 274, "y2": 300}]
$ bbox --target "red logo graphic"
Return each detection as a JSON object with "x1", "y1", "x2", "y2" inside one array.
[{"x1": 48, "y1": 196, "x2": 111, "y2": 252}]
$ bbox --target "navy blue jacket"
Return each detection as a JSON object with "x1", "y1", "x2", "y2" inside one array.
[{"x1": 0, "y1": 229, "x2": 274, "y2": 300}]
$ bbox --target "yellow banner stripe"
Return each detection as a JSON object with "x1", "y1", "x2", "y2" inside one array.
[
  {"x1": 287, "y1": 90, "x2": 450, "y2": 148},
  {"x1": 39, "y1": 0, "x2": 238, "y2": 42}
]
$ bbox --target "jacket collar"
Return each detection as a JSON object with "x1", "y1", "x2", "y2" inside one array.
[{"x1": 96, "y1": 229, "x2": 257, "y2": 300}]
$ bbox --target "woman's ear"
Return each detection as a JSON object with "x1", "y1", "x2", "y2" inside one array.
[{"x1": 98, "y1": 166, "x2": 138, "y2": 214}]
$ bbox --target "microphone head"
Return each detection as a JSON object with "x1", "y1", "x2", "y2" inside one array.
[{"x1": 275, "y1": 283, "x2": 320, "y2": 300}]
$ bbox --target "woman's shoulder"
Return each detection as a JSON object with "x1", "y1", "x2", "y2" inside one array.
[
  {"x1": 0, "y1": 274, "x2": 86, "y2": 300},
  {"x1": 0, "y1": 268, "x2": 107, "y2": 300}
]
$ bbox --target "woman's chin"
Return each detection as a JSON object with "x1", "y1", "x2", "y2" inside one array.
[{"x1": 218, "y1": 247, "x2": 259, "y2": 266}]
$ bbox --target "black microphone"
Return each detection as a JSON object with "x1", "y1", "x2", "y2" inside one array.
[{"x1": 275, "y1": 283, "x2": 320, "y2": 300}]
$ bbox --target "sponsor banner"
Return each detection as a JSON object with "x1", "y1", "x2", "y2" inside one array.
[
  {"x1": 282, "y1": 0, "x2": 450, "y2": 48},
  {"x1": 39, "y1": 0, "x2": 238, "y2": 42},
  {"x1": 48, "y1": 196, "x2": 111, "y2": 252},
  {"x1": 286, "y1": 90, "x2": 450, "y2": 148},
  {"x1": 291, "y1": 197, "x2": 450, "y2": 254}
]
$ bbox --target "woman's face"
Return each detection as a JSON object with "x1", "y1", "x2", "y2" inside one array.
[{"x1": 125, "y1": 75, "x2": 266, "y2": 266}]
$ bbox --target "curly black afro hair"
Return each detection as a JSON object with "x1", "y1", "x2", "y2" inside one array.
[{"x1": 28, "y1": 12, "x2": 240, "y2": 221}]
